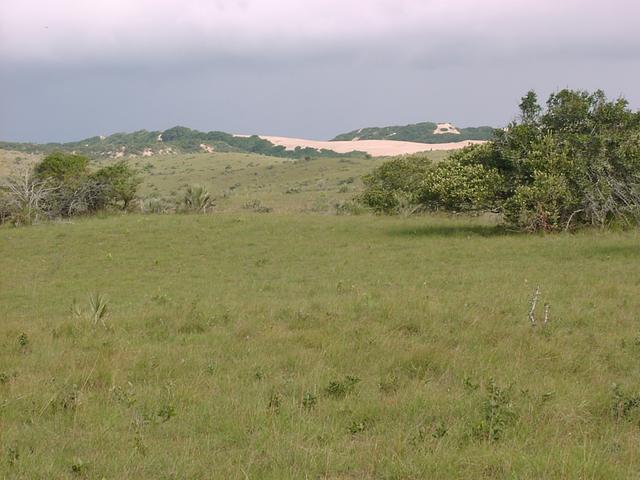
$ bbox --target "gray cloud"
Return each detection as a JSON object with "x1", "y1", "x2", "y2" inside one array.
[
  {"x1": 1, "y1": 0, "x2": 639, "y2": 142},
  {"x1": 2, "y1": 0, "x2": 639, "y2": 66}
]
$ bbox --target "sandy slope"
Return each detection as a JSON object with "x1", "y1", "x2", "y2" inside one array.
[{"x1": 259, "y1": 136, "x2": 485, "y2": 157}]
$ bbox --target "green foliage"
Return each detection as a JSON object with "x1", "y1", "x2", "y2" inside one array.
[
  {"x1": 182, "y1": 185, "x2": 212, "y2": 213},
  {"x1": 34, "y1": 152, "x2": 89, "y2": 182},
  {"x1": 91, "y1": 161, "x2": 141, "y2": 209},
  {"x1": 360, "y1": 155, "x2": 433, "y2": 213},
  {"x1": 472, "y1": 379, "x2": 516, "y2": 442},
  {"x1": 324, "y1": 375, "x2": 360, "y2": 398},
  {"x1": 302, "y1": 392, "x2": 318, "y2": 410},
  {"x1": 611, "y1": 384, "x2": 640, "y2": 422},
  {"x1": 360, "y1": 89, "x2": 640, "y2": 231},
  {"x1": 0, "y1": 126, "x2": 368, "y2": 160},
  {"x1": 72, "y1": 293, "x2": 109, "y2": 327},
  {"x1": 417, "y1": 161, "x2": 503, "y2": 212},
  {"x1": 3, "y1": 156, "x2": 142, "y2": 222},
  {"x1": 503, "y1": 171, "x2": 578, "y2": 232},
  {"x1": 30, "y1": 152, "x2": 100, "y2": 218},
  {"x1": 333, "y1": 122, "x2": 495, "y2": 143}
]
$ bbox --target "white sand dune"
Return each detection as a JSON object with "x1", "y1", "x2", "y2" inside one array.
[
  {"x1": 259, "y1": 136, "x2": 485, "y2": 157},
  {"x1": 433, "y1": 122, "x2": 461, "y2": 135}
]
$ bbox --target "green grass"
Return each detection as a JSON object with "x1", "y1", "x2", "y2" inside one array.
[
  {"x1": 1, "y1": 149, "x2": 450, "y2": 213},
  {"x1": 2, "y1": 213, "x2": 640, "y2": 478},
  {"x1": 130, "y1": 151, "x2": 449, "y2": 213}
]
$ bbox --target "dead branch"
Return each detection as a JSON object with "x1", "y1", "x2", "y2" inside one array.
[
  {"x1": 528, "y1": 286, "x2": 540, "y2": 326},
  {"x1": 543, "y1": 303, "x2": 550, "y2": 324}
]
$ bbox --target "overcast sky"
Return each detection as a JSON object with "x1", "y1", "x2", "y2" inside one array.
[{"x1": 1, "y1": 0, "x2": 639, "y2": 143}]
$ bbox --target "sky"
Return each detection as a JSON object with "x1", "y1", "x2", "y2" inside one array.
[{"x1": 1, "y1": 0, "x2": 639, "y2": 143}]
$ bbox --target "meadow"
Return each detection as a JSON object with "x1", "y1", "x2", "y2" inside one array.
[
  {"x1": 1, "y1": 149, "x2": 640, "y2": 478},
  {"x1": 0, "y1": 150, "x2": 450, "y2": 214}
]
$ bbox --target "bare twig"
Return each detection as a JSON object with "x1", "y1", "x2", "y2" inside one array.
[
  {"x1": 528, "y1": 286, "x2": 540, "y2": 326},
  {"x1": 2, "y1": 168, "x2": 59, "y2": 224},
  {"x1": 543, "y1": 303, "x2": 550, "y2": 324},
  {"x1": 564, "y1": 209, "x2": 584, "y2": 231}
]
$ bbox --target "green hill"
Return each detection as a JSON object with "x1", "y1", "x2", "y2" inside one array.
[
  {"x1": 0, "y1": 126, "x2": 365, "y2": 160},
  {"x1": 332, "y1": 122, "x2": 495, "y2": 143}
]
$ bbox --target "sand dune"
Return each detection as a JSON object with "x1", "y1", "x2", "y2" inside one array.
[{"x1": 259, "y1": 136, "x2": 484, "y2": 157}]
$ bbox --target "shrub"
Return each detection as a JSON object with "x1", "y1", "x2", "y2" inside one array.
[
  {"x1": 471, "y1": 379, "x2": 516, "y2": 442},
  {"x1": 359, "y1": 89, "x2": 640, "y2": 231},
  {"x1": 360, "y1": 155, "x2": 432, "y2": 213},
  {"x1": 1, "y1": 168, "x2": 58, "y2": 225},
  {"x1": 611, "y1": 384, "x2": 640, "y2": 421},
  {"x1": 182, "y1": 185, "x2": 212, "y2": 213},
  {"x1": 91, "y1": 161, "x2": 141, "y2": 210},
  {"x1": 324, "y1": 375, "x2": 360, "y2": 398},
  {"x1": 7, "y1": 154, "x2": 142, "y2": 221},
  {"x1": 34, "y1": 151, "x2": 89, "y2": 182},
  {"x1": 418, "y1": 161, "x2": 504, "y2": 213}
]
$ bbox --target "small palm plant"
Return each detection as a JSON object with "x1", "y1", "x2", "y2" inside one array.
[
  {"x1": 88, "y1": 292, "x2": 109, "y2": 326},
  {"x1": 183, "y1": 185, "x2": 212, "y2": 213},
  {"x1": 72, "y1": 292, "x2": 109, "y2": 327}
]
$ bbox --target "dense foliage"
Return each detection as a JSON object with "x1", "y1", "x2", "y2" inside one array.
[
  {"x1": 0, "y1": 152, "x2": 141, "y2": 225},
  {"x1": 333, "y1": 122, "x2": 494, "y2": 143},
  {"x1": 361, "y1": 90, "x2": 640, "y2": 231},
  {"x1": 360, "y1": 156, "x2": 433, "y2": 213}
]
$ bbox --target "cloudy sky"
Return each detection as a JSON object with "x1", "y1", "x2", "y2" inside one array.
[{"x1": 1, "y1": 0, "x2": 639, "y2": 143}]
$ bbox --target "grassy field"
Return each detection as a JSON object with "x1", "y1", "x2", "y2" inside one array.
[
  {"x1": 0, "y1": 150, "x2": 450, "y2": 213},
  {"x1": 2, "y1": 212, "x2": 640, "y2": 478},
  {"x1": 0, "y1": 151, "x2": 40, "y2": 179}
]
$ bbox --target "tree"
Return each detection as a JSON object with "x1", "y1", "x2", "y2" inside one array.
[
  {"x1": 519, "y1": 90, "x2": 541, "y2": 124},
  {"x1": 92, "y1": 161, "x2": 141, "y2": 209}
]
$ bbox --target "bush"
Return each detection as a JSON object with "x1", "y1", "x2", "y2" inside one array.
[
  {"x1": 182, "y1": 185, "x2": 212, "y2": 213},
  {"x1": 34, "y1": 151, "x2": 89, "y2": 182},
  {"x1": 0, "y1": 190, "x2": 11, "y2": 224},
  {"x1": 360, "y1": 155, "x2": 432, "y2": 213},
  {"x1": 417, "y1": 161, "x2": 504, "y2": 213},
  {"x1": 1, "y1": 168, "x2": 58, "y2": 225},
  {"x1": 2, "y1": 154, "x2": 142, "y2": 225},
  {"x1": 91, "y1": 161, "x2": 141, "y2": 210},
  {"x1": 359, "y1": 89, "x2": 640, "y2": 231}
]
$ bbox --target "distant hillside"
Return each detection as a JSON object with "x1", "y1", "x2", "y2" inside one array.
[
  {"x1": 332, "y1": 122, "x2": 495, "y2": 143},
  {"x1": 0, "y1": 126, "x2": 365, "y2": 160}
]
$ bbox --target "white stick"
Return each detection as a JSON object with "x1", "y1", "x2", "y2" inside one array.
[
  {"x1": 528, "y1": 286, "x2": 540, "y2": 325},
  {"x1": 544, "y1": 303, "x2": 550, "y2": 324}
]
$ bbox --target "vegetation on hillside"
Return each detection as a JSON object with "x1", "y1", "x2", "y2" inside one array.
[
  {"x1": 0, "y1": 126, "x2": 367, "y2": 159},
  {"x1": 361, "y1": 89, "x2": 640, "y2": 231},
  {"x1": 332, "y1": 122, "x2": 495, "y2": 143}
]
